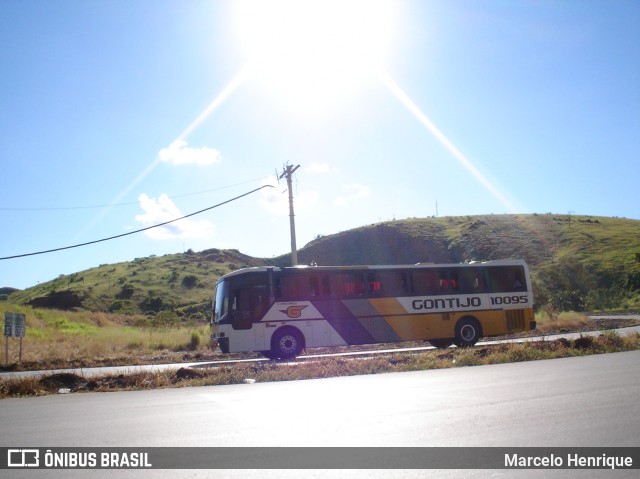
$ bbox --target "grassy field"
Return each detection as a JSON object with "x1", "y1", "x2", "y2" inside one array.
[{"x1": 0, "y1": 303, "x2": 210, "y2": 370}]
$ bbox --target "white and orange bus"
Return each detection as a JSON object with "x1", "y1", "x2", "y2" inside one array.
[{"x1": 210, "y1": 260, "x2": 536, "y2": 359}]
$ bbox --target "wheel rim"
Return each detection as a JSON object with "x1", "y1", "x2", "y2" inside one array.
[
  {"x1": 279, "y1": 335, "x2": 297, "y2": 354},
  {"x1": 460, "y1": 324, "x2": 476, "y2": 342}
]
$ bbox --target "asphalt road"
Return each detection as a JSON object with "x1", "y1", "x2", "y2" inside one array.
[{"x1": 1, "y1": 350, "x2": 638, "y2": 478}]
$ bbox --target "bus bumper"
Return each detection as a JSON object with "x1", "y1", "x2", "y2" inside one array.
[{"x1": 530, "y1": 320, "x2": 537, "y2": 330}]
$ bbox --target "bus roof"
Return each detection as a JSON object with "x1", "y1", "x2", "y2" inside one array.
[{"x1": 215, "y1": 259, "x2": 529, "y2": 282}]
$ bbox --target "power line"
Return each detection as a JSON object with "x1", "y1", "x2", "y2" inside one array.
[
  {"x1": 0, "y1": 185, "x2": 273, "y2": 261},
  {"x1": 0, "y1": 177, "x2": 265, "y2": 211}
]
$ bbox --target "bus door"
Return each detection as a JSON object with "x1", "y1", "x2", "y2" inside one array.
[{"x1": 228, "y1": 273, "x2": 271, "y2": 331}]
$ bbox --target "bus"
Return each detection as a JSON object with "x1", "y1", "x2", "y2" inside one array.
[{"x1": 210, "y1": 260, "x2": 536, "y2": 359}]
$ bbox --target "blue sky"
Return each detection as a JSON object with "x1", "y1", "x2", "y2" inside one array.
[{"x1": 1, "y1": 0, "x2": 639, "y2": 290}]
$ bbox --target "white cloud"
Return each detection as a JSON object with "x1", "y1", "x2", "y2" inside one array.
[
  {"x1": 335, "y1": 183, "x2": 370, "y2": 206},
  {"x1": 158, "y1": 139, "x2": 222, "y2": 166},
  {"x1": 135, "y1": 194, "x2": 214, "y2": 240}
]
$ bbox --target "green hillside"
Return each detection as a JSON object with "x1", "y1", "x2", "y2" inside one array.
[
  {"x1": 283, "y1": 214, "x2": 634, "y2": 267},
  {"x1": 5, "y1": 214, "x2": 640, "y2": 314},
  {"x1": 273, "y1": 214, "x2": 640, "y2": 311},
  {"x1": 7, "y1": 248, "x2": 267, "y2": 318}
]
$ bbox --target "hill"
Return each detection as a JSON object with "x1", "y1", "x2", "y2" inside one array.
[
  {"x1": 280, "y1": 214, "x2": 640, "y2": 311},
  {"x1": 7, "y1": 248, "x2": 268, "y2": 319},
  {"x1": 0, "y1": 287, "x2": 20, "y2": 298},
  {"x1": 5, "y1": 214, "x2": 640, "y2": 314}
]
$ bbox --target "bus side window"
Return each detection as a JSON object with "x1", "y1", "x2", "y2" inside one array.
[
  {"x1": 412, "y1": 270, "x2": 440, "y2": 295},
  {"x1": 439, "y1": 272, "x2": 450, "y2": 291},
  {"x1": 457, "y1": 269, "x2": 486, "y2": 294},
  {"x1": 513, "y1": 271, "x2": 525, "y2": 290},
  {"x1": 273, "y1": 276, "x2": 283, "y2": 299},
  {"x1": 281, "y1": 274, "x2": 307, "y2": 299},
  {"x1": 332, "y1": 273, "x2": 365, "y2": 298},
  {"x1": 309, "y1": 276, "x2": 320, "y2": 297},
  {"x1": 487, "y1": 266, "x2": 526, "y2": 292},
  {"x1": 351, "y1": 274, "x2": 365, "y2": 296},
  {"x1": 322, "y1": 275, "x2": 331, "y2": 296},
  {"x1": 367, "y1": 273, "x2": 381, "y2": 296},
  {"x1": 373, "y1": 271, "x2": 406, "y2": 296},
  {"x1": 399, "y1": 272, "x2": 409, "y2": 295},
  {"x1": 448, "y1": 271, "x2": 459, "y2": 290}
]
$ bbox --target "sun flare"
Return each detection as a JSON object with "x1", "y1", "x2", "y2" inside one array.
[{"x1": 234, "y1": 0, "x2": 397, "y2": 114}]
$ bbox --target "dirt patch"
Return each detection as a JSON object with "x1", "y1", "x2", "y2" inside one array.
[
  {"x1": 175, "y1": 367, "x2": 208, "y2": 381},
  {"x1": 39, "y1": 373, "x2": 87, "y2": 391}
]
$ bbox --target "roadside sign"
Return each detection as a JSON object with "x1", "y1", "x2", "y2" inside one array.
[
  {"x1": 4, "y1": 312, "x2": 26, "y2": 337},
  {"x1": 4, "y1": 312, "x2": 26, "y2": 366},
  {"x1": 3, "y1": 318, "x2": 11, "y2": 337}
]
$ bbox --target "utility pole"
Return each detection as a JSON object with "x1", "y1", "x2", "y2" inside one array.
[{"x1": 278, "y1": 163, "x2": 300, "y2": 266}]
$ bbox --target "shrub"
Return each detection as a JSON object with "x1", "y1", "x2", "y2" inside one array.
[
  {"x1": 181, "y1": 275, "x2": 199, "y2": 289},
  {"x1": 573, "y1": 336, "x2": 594, "y2": 350},
  {"x1": 149, "y1": 311, "x2": 179, "y2": 331},
  {"x1": 115, "y1": 283, "x2": 134, "y2": 300},
  {"x1": 189, "y1": 332, "x2": 201, "y2": 351},
  {"x1": 139, "y1": 295, "x2": 173, "y2": 313}
]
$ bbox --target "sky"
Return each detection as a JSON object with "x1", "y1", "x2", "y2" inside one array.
[{"x1": 1, "y1": 0, "x2": 639, "y2": 290}]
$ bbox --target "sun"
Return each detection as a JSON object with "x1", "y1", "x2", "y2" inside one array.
[{"x1": 233, "y1": 0, "x2": 397, "y2": 115}]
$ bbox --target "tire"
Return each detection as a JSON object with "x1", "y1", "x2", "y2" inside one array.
[
  {"x1": 430, "y1": 338, "x2": 454, "y2": 349},
  {"x1": 271, "y1": 328, "x2": 304, "y2": 359},
  {"x1": 453, "y1": 317, "x2": 481, "y2": 348}
]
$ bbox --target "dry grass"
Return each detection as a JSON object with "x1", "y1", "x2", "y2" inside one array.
[
  {"x1": 2, "y1": 325, "x2": 209, "y2": 368},
  {"x1": 3, "y1": 332, "x2": 638, "y2": 399},
  {"x1": 1, "y1": 303, "x2": 210, "y2": 371},
  {"x1": 534, "y1": 310, "x2": 592, "y2": 333}
]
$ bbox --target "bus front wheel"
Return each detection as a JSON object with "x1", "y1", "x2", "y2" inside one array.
[
  {"x1": 271, "y1": 328, "x2": 304, "y2": 359},
  {"x1": 454, "y1": 317, "x2": 481, "y2": 348}
]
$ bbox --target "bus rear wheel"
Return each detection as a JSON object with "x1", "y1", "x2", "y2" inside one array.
[
  {"x1": 454, "y1": 317, "x2": 481, "y2": 348},
  {"x1": 430, "y1": 338, "x2": 454, "y2": 349},
  {"x1": 271, "y1": 328, "x2": 304, "y2": 359}
]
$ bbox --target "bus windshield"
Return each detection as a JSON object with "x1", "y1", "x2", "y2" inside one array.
[{"x1": 212, "y1": 279, "x2": 229, "y2": 324}]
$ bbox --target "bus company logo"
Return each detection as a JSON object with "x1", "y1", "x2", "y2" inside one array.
[
  {"x1": 279, "y1": 305, "x2": 308, "y2": 319},
  {"x1": 8, "y1": 449, "x2": 39, "y2": 467}
]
